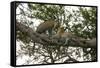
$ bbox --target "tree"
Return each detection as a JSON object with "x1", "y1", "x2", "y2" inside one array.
[{"x1": 16, "y1": 3, "x2": 97, "y2": 65}]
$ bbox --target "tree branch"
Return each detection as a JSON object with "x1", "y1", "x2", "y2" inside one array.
[{"x1": 16, "y1": 22, "x2": 96, "y2": 48}]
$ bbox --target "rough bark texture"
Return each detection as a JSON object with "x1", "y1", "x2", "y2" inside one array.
[{"x1": 16, "y1": 22, "x2": 97, "y2": 48}]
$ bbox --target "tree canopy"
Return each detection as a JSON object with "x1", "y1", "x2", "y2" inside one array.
[{"x1": 16, "y1": 3, "x2": 97, "y2": 65}]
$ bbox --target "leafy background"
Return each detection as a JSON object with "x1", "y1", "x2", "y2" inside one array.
[{"x1": 16, "y1": 3, "x2": 97, "y2": 65}]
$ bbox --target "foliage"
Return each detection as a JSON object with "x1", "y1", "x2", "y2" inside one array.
[{"x1": 16, "y1": 3, "x2": 97, "y2": 65}]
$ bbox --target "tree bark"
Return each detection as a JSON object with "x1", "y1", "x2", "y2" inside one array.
[{"x1": 16, "y1": 22, "x2": 97, "y2": 48}]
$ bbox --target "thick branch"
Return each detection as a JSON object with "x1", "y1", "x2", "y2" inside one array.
[{"x1": 16, "y1": 22, "x2": 96, "y2": 48}]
